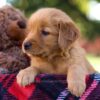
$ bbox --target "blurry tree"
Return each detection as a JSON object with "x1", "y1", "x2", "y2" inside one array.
[{"x1": 7, "y1": 0, "x2": 100, "y2": 40}]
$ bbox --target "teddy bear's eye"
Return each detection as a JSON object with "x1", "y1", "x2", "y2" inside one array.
[
  {"x1": 41, "y1": 30, "x2": 50, "y2": 36},
  {"x1": 11, "y1": 16, "x2": 18, "y2": 20},
  {"x1": 9, "y1": 15, "x2": 18, "y2": 21}
]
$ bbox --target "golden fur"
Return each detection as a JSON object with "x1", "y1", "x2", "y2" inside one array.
[{"x1": 17, "y1": 8, "x2": 96, "y2": 96}]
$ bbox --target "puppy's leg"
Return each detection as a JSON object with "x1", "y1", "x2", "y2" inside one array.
[
  {"x1": 17, "y1": 67, "x2": 38, "y2": 86},
  {"x1": 67, "y1": 66, "x2": 87, "y2": 97}
]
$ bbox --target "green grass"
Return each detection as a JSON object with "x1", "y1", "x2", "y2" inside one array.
[{"x1": 86, "y1": 54, "x2": 100, "y2": 72}]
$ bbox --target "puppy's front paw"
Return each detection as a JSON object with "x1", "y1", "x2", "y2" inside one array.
[
  {"x1": 16, "y1": 68, "x2": 37, "y2": 86},
  {"x1": 68, "y1": 80, "x2": 86, "y2": 97}
]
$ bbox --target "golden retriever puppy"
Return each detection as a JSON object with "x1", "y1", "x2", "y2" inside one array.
[{"x1": 17, "y1": 8, "x2": 96, "y2": 96}]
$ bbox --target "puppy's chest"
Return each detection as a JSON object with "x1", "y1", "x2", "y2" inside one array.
[
  {"x1": 31, "y1": 57, "x2": 70, "y2": 74},
  {"x1": 51, "y1": 59, "x2": 69, "y2": 74}
]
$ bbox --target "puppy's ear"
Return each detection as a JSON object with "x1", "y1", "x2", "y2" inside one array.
[{"x1": 58, "y1": 21, "x2": 80, "y2": 51}]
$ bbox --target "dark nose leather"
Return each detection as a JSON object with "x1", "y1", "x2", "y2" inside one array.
[
  {"x1": 24, "y1": 42, "x2": 32, "y2": 50},
  {"x1": 17, "y1": 21, "x2": 26, "y2": 29}
]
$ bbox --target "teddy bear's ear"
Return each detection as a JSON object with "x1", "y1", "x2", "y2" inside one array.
[{"x1": 0, "y1": 10, "x2": 5, "y2": 24}]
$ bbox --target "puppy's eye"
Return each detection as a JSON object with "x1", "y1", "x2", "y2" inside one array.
[{"x1": 41, "y1": 30, "x2": 49, "y2": 36}]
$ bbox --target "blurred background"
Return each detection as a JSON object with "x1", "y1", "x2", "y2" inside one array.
[{"x1": 0, "y1": 0, "x2": 100, "y2": 71}]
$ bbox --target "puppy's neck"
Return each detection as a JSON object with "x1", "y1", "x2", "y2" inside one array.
[
  {"x1": 30, "y1": 47, "x2": 73, "y2": 66},
  {"x1": 41, "y1": 49, "x2": 71, "y2": 63}
]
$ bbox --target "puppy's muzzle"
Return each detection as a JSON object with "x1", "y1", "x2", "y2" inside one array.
[{"x1": 24, "y1": 42, "x2": 32, "y2": 50}]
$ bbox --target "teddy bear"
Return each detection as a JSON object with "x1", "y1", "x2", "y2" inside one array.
[{"x1": 0, "y1": 5, "x2": 30, "y2": 74}]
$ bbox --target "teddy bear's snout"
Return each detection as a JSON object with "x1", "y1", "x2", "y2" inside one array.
[{"x1": 17, "y1": 21, "x2": 26, "y2": 29}]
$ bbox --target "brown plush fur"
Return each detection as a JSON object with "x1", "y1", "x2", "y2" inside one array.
[
  {"x1": 17, "y1": 8, "x2": 96, "y2": 96},
  {"x1": 0, "y1": 5, "x2": 30, "y2": 73}
]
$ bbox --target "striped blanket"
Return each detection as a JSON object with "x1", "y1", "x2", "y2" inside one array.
[{"x1": 0, "y1": 73, "x2": 100, "y2": 100}]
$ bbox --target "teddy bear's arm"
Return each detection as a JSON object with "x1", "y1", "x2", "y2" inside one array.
[
  {"x1": 0, "y1": 52, "x2": 17, "y2": 69},
  {"x1": 0, "y1": 52, "x2": 29, "y2": 73},
  {"x1": 0, "y1": 52, "x2": 15, "y2": 73}
]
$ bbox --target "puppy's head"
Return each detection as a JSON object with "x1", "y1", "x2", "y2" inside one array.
[{"x1": 23, "y1": 8, "x2": 80, "y2": 57}]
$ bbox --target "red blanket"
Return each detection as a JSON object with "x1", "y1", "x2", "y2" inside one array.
[{"x1": 0, "y1": 73, "x2": 100, "y2": 100}]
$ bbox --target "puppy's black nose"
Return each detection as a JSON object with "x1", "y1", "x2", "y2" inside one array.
[
  {"x1": 17, "y1": 21, "x2": 26, "y2": 29},
  {"x1": 24, "y1": 42, "x2": 32, "y2": 50}
]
